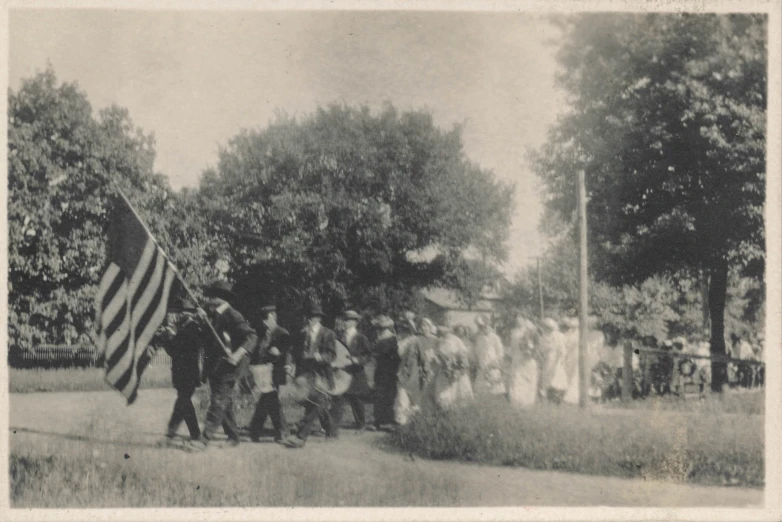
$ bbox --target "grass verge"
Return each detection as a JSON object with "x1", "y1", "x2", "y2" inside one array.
[{"x1": 389, "y1": 396, "x2": 764, "y2": 488}]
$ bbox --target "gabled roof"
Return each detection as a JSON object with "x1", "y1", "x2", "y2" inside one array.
[{"x1": 421, "y1": 288, "x2": 497, "y2": 312}]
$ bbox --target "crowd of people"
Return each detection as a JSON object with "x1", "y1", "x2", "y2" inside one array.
[{"x1": 153, "y1": 279, "x2": 765, "y2": 452}]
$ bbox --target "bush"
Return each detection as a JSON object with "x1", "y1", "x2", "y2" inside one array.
[{"x1": 389, "y1": 396, "x2": 764, "y2": 488}]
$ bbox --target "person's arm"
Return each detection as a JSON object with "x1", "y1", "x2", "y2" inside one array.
[
  {"x1": 354, "y1": 334, "x2": 373, "y2": 365},
  {"x1": 318, "y1": 330, "x2": 337, "y2": 364}
]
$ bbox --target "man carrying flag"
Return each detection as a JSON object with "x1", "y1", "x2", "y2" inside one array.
[
  {"x1": 189, "y1": 280, "x2": 258, "y2": 451},
  {"x1": 95, "y1": 193, "x2": 178, "y2": 403}
]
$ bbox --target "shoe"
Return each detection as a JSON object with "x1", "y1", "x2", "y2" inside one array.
[
  {"x1": 224, "y1": 438, "x2": 240, "y2": 448},
  {"x1": 283, "y1": 436, "x2": 306, "y2": 448},
  {"x1": 312, "y1": 428, "x2": 326, "y2": 437},
  {"x1": 160, "y1": 436, "x2": 183, "y2": 448},
  {"x1": 250, "y1": 436, "x2": 261, "y2": 443},
  {"x1": 183, "y1": 439, "x2": 207, "y2": 453},
  {"x1": 365, "y1": 425, "x2": 377, "y2": 432}
]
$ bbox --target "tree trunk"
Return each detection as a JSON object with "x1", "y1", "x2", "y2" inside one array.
[
  {"x1": 708, "y1": 259, "x2": 729, "y2": 393},
  {"x1": 701, "y1": 270, "x2": 711, "y2": 331}
]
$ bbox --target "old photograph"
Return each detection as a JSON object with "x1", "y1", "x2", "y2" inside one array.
[{"x1": 3, "y1": 0, "x2": 780, "y2": 519}]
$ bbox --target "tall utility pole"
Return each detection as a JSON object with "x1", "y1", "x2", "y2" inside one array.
[
  {"x1": 537, "y1": 257, "x2": 544, "y2": 321},
  {"x1": 577, "y1": 170, "x2": 589, "y2": 409}
]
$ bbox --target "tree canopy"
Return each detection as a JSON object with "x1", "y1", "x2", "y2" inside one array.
[
  {"x1": 531, "y1": 14, "x2": 766, "y2": 389},
  {"x1": 198, "y1": 103, "x2": 514, "y2": 320}
]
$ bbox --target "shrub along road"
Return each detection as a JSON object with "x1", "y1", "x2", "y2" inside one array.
[{"x1": 9, "y1": 389, "x2": 763, "y2": 507}]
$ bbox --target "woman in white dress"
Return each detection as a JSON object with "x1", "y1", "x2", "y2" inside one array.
[
  {"x1": 507, "y1": 316, "x2": 540, "y2": 408},
  {"x1": 473, "y1": 315, "x2": 507, "y2": 396},
  {"x1": 431, "y1": 326, "x2": 474, "y2": 409}
]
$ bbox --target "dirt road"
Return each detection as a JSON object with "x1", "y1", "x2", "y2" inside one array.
[{"x1": 9, "y1": 389, "x2": 763, "y2": 507}]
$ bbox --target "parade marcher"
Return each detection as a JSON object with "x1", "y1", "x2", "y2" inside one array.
[
  {"x1": 539, "y1": 318, "x2": 568, "y2": 404},
  {"x1": 156, "y1": 296, "x2": 205, "y2": 448},
  {"x1": 472, "y1": 315, "x2": 506, "y2": 396},
  {"x1": 330, "y1": 310, "x2": 373, "y2": 433},
  {"x1": 191, "y1": 280, "x2": 258, "y2": 451},
  {"x1": 371, "y1": 315, "x2": 401, "y2": 430},
  {"x1": 395, "y1": 313, "x2": 429, "y2": 425},
  {"x1": 248, "y1": 304, "x2": 291, "y2": 443},
  {"x1": 283, "y1": 303, "x2": 338, "y2": 448},
  {"x1": 507, "y1": 316, "x2": 540, "y2": 408},
  {"x1": 431, "y1": 325, "x2": 474, "y2": 409}
]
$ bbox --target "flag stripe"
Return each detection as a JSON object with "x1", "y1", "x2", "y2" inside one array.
[
  {"x1": 132, "y1": 252, "x2": 166, "y2": 341},
  {"x1": 100, "y1": 265, "x2": 125, "y2": 312},
  {"x1": 134, "y1": 266, "x2": 175, "y2": 359},
  {"x1": 130, "y1": 245, "x2": 159, "y2": 310}
]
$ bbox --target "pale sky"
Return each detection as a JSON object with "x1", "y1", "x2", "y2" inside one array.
[{"x1": 9, "y1": 9, "x2": 566, "y2": 276}]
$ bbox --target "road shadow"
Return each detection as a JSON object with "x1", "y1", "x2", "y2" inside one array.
[{"x1": 10, "y1": 426, "x2": 164, "y2": 451}]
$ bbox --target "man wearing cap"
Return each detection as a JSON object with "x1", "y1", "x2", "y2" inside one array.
[
  {"x1": 191, "y1": 280, "x2": 258, "y2": 450},
  {"x1": 248, "y1": 304, "x2": 291, "y2": 443},
  {"x1": 284, "y1": 302, "x2": 338, "y2": 448},
  {"x1": 330, "y1": 310, "x2": 373, "y2": 433}
]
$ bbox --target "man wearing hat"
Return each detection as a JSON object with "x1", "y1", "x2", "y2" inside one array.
[
  {"x1": 371, "y1": 315, "x2": 400, "y2": 430},
  {"x1": 329, "y1": 310, "x2": 373, "y2": 433},
  {"x1": 191, "y1": 280, "x2": 258, "y2": 450},
  {"x1": 284, "y1": 302, "x2": 338, "y2": 448},
  {"x1": 248, "y1": 304, "x2": 291, "y2": 443},
  {"x1": 155, "y1": 294, "x2": 206, "y2": 448}
]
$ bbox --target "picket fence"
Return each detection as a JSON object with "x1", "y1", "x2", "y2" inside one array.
[{"x1": 9, "y1": 345, "x2": 172, "y2": 369}]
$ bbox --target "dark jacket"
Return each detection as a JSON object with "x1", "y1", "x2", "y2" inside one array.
[
  {"x1": 158, "y1": 311, "x2": 205, "y2": 391},
  {"x1": 252, "y1": 325, "x2": 291, "y2": 387},
  {"x1": 342, "y1": 329, "x2": 373, "y2": 397},
  {"x1": 373, "y1": 335, "x2": 401, "y2": 388},
  {"x1": 293, "y1": 324, "x2": 336, "y2": 379},
  {"x1": 204, "y1": 303, "x2": 258, "y2": 377}
]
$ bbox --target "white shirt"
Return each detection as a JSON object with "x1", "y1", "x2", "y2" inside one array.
[
  {"x1": 309, "y1": 322, "x2": 321, "y2": 347},
  {"x1": 345, "y1": 326, "x2": 357, "y2": 347}
]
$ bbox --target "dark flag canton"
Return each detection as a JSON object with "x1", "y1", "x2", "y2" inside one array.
[{"x1": 95, "y1": 196, "x2": 176, "y2": 402}]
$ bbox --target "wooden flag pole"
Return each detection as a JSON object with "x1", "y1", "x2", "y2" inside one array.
[{"x1": 109, "y1": 182, "x2": 230, "y2": 356}]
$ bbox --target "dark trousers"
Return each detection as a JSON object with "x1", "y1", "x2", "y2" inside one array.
[
  {"x1": 202, "y1": 361, "x2": 243, "y2": 442},
  {"x1": 167, "y1": 384, "x2": 201, "y2": 439},
  {"x1": 296, "y1": 393, "x2": 334, "y2": 441},
  {"x1": 373, "y1": 380, "x2": 397, "y2": 426},
  {"x1": 249, "y1": 389, "x2": 289, "y2": 440},
  {"x1": 331, "y1": 394, "x2": 366, "y2": 429}
]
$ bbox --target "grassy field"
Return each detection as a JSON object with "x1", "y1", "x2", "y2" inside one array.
[
  {"x1": 9, "y1": 365, "x2": 172, "y2": 393},
  {"x1": 605, "y1": 388, "x2": 765, "y2": 415},
  {"x1": 10, "y1": 389, "x2": 763, "y2": 508},
  {"x1": 388, "y1": 395, "x2": 764, "y2": 488}
]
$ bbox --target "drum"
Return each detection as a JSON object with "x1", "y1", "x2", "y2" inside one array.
[{"x1": 286, "y1": 339, "x2": 354, "y2": 404}]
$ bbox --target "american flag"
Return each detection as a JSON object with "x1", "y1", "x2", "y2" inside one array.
[{"x1": 95, "y1": 194, "x2": 176, "y2": 402}]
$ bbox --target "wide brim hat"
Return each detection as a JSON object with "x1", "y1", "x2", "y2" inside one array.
[
  {"x1": 342, "y1": 310, "x2": 361, "y2": 321},
  {"x1": 372, "y1": 315, "x2": 394, "y2": 329},
  {"x1": 203, "y1": 280, "x2": 235, "y2": 302}
]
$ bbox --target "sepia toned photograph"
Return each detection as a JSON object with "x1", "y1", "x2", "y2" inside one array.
[{"x1": 2, "y1": 1, "x2": 780, "y2": 519}]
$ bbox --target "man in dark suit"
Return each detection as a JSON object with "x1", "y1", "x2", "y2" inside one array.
[
  {"x1": 248, "y1": 304, "x2": 291, "y2": 443},
  {"x1": 330, "y1": 310, "x2": 373, "y2": 432},
  {"x1": 283, "y1": 302, "x2": 337, "y2": 448},
  {"x1": 190, "y1": 280, "x2": 258, "y2": 451}
]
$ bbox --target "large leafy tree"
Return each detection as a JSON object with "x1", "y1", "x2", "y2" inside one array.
[
  {"x1": 532, "y1": 14, "x2": 766, "y2": 390},
  {"x1": 8, "y1": 68, "x2": 180, "y2": 348},
  {"x1": 199, "y1": 103, "x2": 514, "y2": 323}
]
